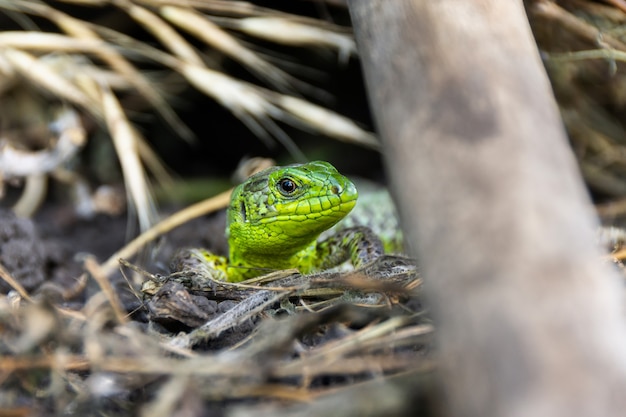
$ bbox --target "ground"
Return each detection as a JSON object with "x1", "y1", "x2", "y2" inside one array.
[{"x1": 0, "y1": 197, "x2": 426, "y2": 417}]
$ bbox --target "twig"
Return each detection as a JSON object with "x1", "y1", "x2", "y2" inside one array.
[
  {"x1": 100, "y1": 188, "x2": 232, "y2": 277},
  {"x1": 83, "y1": 256, "x2": 128, "y2": 324},
  {"x1": 532, "y1": 0, "x2": 626, "y2": 50},
  {"x1": 0, "y1": 261, "x2": 33, "y2": 302}
]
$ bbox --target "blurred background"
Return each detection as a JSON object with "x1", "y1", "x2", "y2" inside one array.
[{"x1": 3, "y1": 0, "x2": 626, "y2": 262}]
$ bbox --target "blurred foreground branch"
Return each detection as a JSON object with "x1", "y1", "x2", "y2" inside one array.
[{"x1": 350, "y1": 1, "x2": 626, "y2": 416}]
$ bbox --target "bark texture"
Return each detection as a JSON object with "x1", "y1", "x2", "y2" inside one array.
[{"x1": 349, "y1": 1, "x2": 626, "y2": 416}]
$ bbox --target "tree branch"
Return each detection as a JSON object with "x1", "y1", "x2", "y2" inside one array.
[{"x1": 349, "y1": 1, "x2": 626, "y2": 416}]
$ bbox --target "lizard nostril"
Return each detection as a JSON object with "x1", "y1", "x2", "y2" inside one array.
[{"x1": 331, "y1": 185, "x2": 341, "y2": 195}]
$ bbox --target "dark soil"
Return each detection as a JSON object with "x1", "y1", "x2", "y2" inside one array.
[{"x1": 4, "y1": 200, "x2": 228, "y2": 301}]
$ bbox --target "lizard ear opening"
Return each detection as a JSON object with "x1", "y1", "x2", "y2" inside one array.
[{"x1": 239, "y1": 200, "x2": 247, "y2": 222}]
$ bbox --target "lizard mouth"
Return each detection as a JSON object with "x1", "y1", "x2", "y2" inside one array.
[{"x1": 255, "y1": 199, "x2": 357, "y2": 225}]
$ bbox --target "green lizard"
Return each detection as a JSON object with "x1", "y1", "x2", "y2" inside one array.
[{"x1": 175, "y1": 161, "x2": 385, "y2": 282}]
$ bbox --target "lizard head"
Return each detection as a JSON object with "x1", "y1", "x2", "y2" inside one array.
[{"x1": 226, "y1": 161, "x2": 358, "y2": 255}]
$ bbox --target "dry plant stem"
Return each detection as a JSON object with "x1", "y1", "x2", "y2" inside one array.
[
  {"x1": 160, "y1": 6, "x2": 294, "y2": 92},
  {"x1": 350, "y1": 1, "x2": 626, "y2": 417},
  {"x1": 115, "y1": 0, "x2": 204, "y2": 66},
  {"x1": 602, "y1": 0, "x2": 626, "y2": 13},
  {"x1": 270, "y1": 93, "x2": 380, "y2": 149},
  {"x1": 100, "y1": 188, "x2": 232, "y2": 277},
  {"x1": 0, "y1": 350, "x2": 417, "y2": 382},
  {"x1": 222, "y1": 16, "x2": 356, "y2": 62},
  {"x1": 134, "y1": 0, "x2": 277, "y2": 17},
  {"x1": 55, "y1": 5, "x2": 191, "y2": 140},
  {"x1": 0, "y1": 32, "x2": 111, "y2": 53},
  {"x1": 11, "y1": 174, "x2": 47, "y2": 218},
  {"x1": 101, "y1": 86, "x2": 156, "y2": 232},
  {"x1": 239, "y1": 385, "x2": 313, "y2": 402},
  {"x1": 581, "y1": 160, "x2": 626, "y2": 196},
  {"x1": 532, "y1": 0, "x2": 626, "y2": 51},
  {"x1": 596, "y1": 197, "x2": 626, "y2": 218},
  {"x1": 611, "y1": 248, "x2": 626, "y2": 259},
  {"x1": 277, "y1": 317, "x2": 426, "y2": 375},
  {"x1": 549, "y1": 49, "x2": 626, "y2": 64},
  {"x1": 0, "y1": 353, "x2": 252, "y2": 376},
  {"x1": 5, "y1": 0, "x2": 191, "y2": 138},
  {"x1": 83, "y1": 256, "x2": 128, "y2": 324},
  {"x1": 0, "y1": 261, "x2": 33, "y2": 302},
  {"x1": 0, "y1": 48, "x2": 96, "y2": 112},
  {"x1": 271, "y1": 355, "x2": 429, "y2": 380},
  {"x1": 61, "y1": 273, "x2": 89, "y2": 301},
  {"x1": 0, "y1": 354, "x2": 89, "y2": 373}
]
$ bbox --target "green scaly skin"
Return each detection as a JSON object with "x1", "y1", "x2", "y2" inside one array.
[{"x1": 195, "y1": 161, "x2": 383, "y2": 282}]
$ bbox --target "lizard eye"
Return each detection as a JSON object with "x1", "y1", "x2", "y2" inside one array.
[{"x1": 277, "y1": 178, "x2": 297, "y2": 195}]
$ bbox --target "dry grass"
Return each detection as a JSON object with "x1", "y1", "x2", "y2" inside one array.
[
  {"x1": 528, "y1": 0, "x2": 626, "y2": 221},
  {"x1": 0, "y1": 253, "x2": 428, "y2": 416},
  {"x1": 0, "y1": 0, "x2": 375, "y2": 227}
]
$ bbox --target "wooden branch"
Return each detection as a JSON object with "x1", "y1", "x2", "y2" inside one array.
[{"x1": 348, "y1": 1, "x2": 626, "y2": 416}]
